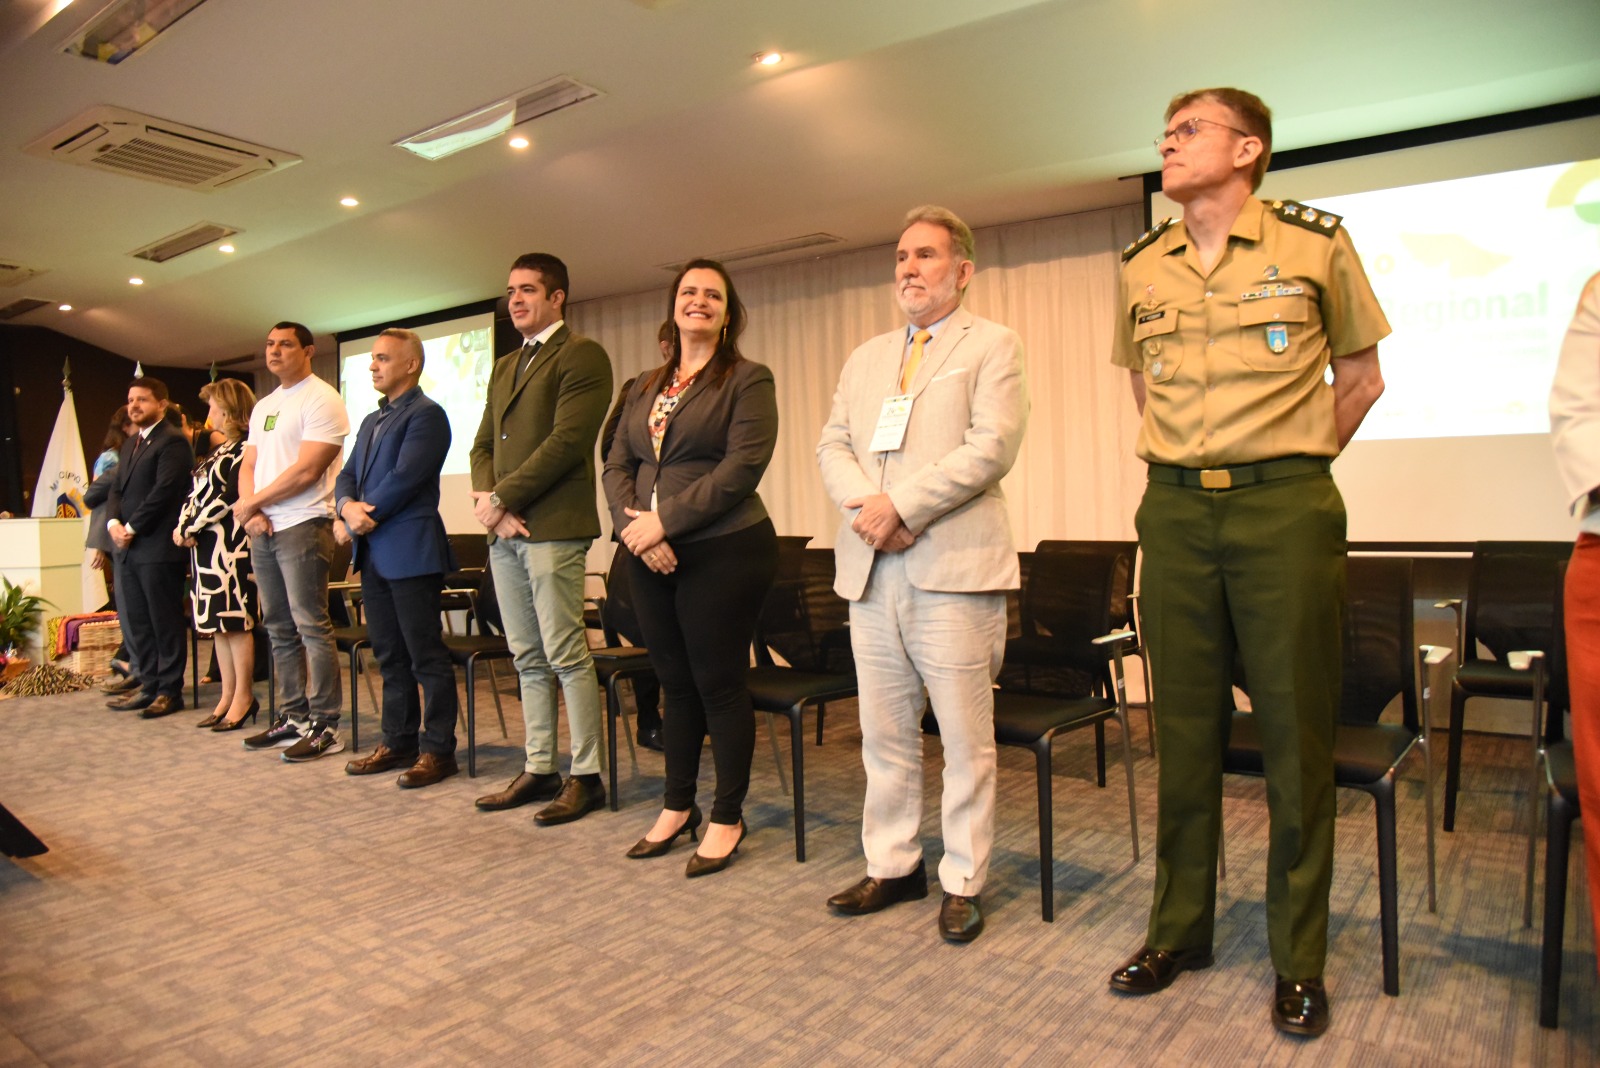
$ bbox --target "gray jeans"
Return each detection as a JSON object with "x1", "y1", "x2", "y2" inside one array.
[{"x1": 251, "y1": 518, "x2": 342, "y2": 726}]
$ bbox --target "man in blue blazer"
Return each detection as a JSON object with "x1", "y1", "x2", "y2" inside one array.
[{"x1": 334, "y1": 329, "x2": 460, "y2": 788}]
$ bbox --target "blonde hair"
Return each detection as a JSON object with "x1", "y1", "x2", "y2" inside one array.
[{"x1": 198, "y1": 378, "x2": 256, "y2": 442}]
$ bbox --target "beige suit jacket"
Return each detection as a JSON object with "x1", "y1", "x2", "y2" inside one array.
[{"x1": 817, "y1": 305, "x2": 1029, "y2": 600}]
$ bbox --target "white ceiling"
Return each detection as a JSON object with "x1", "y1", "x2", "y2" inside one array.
[{"x1": 2, "y1": 0, "x2": 1597, "y2": 369}]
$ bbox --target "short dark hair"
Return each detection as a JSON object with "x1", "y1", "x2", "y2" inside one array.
[
  {"x1": 509, "y1": 253, "x2": 570, "y2": 311},
  {"x1": 101, "y1": 406, "x2": 130, "y2": 453},
  {"x1": 129, "y1": 376, "x2": 168, "y2": 402},
  {"x1": 1165, "y1": 87, "x2": 1273, "y2": 190},
  {"x1": 271, "y1": 321, "x2": 314, "y2": 348}
]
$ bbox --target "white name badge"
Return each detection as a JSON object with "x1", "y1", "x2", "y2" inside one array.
[{"x1": 869, "y1": 394, "x2": 914, "y2": 452}]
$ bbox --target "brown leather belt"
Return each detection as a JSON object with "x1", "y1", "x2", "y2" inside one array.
[{"x1": 1147, "y1": 456, "x2": 1331, "y2": 491}]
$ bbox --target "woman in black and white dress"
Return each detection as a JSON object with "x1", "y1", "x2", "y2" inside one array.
[{"x1": 173, "y1": 378, "x2": 259, "y2": 730}]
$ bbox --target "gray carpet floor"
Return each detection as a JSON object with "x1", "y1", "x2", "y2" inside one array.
[{"x1": 0, "y1": 671, "x2": 1594, "y2": 1067}]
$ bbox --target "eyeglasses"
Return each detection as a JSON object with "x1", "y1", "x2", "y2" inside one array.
[{"x1": 1154, "y1": 116, "x2": 1250, "y2": 148}]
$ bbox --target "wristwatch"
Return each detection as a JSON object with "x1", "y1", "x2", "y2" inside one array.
[{"x1": 489, "y1": 492, "x2": 504, "y2": 509}]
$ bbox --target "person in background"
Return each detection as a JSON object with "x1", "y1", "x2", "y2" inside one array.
[
  {"x1": 335, "y1": 328, "x2": 460, "y2": 788},
  {"x1": 105, "y1": 377, "x2": 194, "y2": 719},
  {"x1": 1548, "y1": 269, "x2": 1600, "y2": 977},
  {"x1": 469, "y1": 253, "x2": 613, "y2": 824},
  {"x1": 235, "y1": 321, "x2": 351, "y2": 762},
  {"x1": 1106, "y1": 88, "x2": 1388, "y2": 1038},
  {"x1": 85, "y1": 406, "x2": 135, "y2": 691},
  {"x1": 817, "y1": 206, "x2": 1029, "y2": 945},
  {"x1": 174, "y1": 379, "x2": 260, "y2": 731},
  {"x1": 604, "y1": 259, "x2": 779, "y2": 876},
  {"x1": 598, "y1": 318, "x2": 673, "y2": 752}
]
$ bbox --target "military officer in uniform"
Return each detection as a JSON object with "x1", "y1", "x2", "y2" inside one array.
[{"x1": 1105, "y1": 88, "x2": 1389, "y2": 1038}]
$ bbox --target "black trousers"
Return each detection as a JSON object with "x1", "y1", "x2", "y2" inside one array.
[
  {"x1": 361, "y1": 569, "x2": 458, "y2": 756},
  {"x1": 628, "y1": 519, "x2": 778, "y2": 824},
  {"x1": 116, "y1": 555, "x2": 187, "y2": 698}
]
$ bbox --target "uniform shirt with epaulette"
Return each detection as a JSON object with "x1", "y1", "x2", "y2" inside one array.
[{"x1": 1111, "y1": 198, "x2": 1391, "y2": 467}]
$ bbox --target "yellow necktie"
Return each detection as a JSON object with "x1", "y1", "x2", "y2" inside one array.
[{"x1": 901, "y1": 329, "x2": 931, "y2": 393}]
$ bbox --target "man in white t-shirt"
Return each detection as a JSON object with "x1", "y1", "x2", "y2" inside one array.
[{"x1": 234, "y1": 321, "x2": 352, "y2": 762}]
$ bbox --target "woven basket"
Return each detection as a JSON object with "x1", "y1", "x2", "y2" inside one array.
[{"x1": 72, "y1": 620, "x2": 123, "y2": 678}]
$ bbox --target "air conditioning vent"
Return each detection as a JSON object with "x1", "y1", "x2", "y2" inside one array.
[
  {"x1": 511, "y1": 77, "x2": 602, "y2": 125},
  {"x1": 0, "y1": 261, "x2": 49, "y2": 288},
  {"x1": 0, "y1": 298, "x2": 54, "y2": 321},
  {"x1": 130, "y1": 221, "x2": 240, "y2": 263},
  {"x1": 656, "y1": 233, "x2": 844, "y2": 272},
  {"x1": 24, "y1": 106, "x2": 302, "y2": 191}
]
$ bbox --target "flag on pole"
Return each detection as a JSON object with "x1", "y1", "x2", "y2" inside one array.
[{"x1": 32, "y1": 377, "x2": 87, "y2": 520}]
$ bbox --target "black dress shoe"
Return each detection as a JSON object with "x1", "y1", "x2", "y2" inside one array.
[
  {"x1": 636, "y1": 727, "x2": 664, "y2": 752},
  {"x1": 474, "y1": 771, "x2": 562, "y2": 811},
  {"x1": 345, "y1": 743, "x2": 419, "y2": 776},
  {"x1": 1272, "y1": 976, "x2": 1330, "y2": 1037},
  {"x1": 1108, "y1": 945, "x2": 1215, "y2": 994},
  {"x1": 139, "y1": 694, "x2": 184, "y2": 719},
  {"x1": 533, "y1": 775, "x2": 606, "y2": 825},
  {"x1": 107, "y1": 690, "x2": 155, "y2": 711},
  {"x1": 939, "y1": 892, "x2": 984, "y2": 943},
  {"x1": 827, "y1": 858, "x2": 929, "y2": 914}
]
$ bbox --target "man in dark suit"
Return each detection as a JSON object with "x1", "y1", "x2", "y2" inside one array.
[
  {"x1": 105, "y1": 377, "x2": 194, "y2": 718},
  {"x1": 334, "y1": 328, "x2": 460, "y2": 788},
  {"x1": 469, "y1": 252, "x2": 613, "y2": 823}
]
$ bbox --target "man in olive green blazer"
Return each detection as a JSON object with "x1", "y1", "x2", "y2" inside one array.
[{"x1": 469, "y1": 252, "x2": 614, "y2": 825}]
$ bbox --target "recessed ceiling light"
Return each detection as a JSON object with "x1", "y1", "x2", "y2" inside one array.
[
  {"x1": 754, "y1": 51, "x2": 783, "y2": 67},
  {"x1": 339, "y1": 196, "x2": 360, "y2": 208},
  {"x1": 58, "y1": 304, "x2": 72, "y2": 312},
  {"x1": 128, "y1": 277, "x2": 143, "y2": 285},
  {"x1": 218, "y1": 243, "x2": 235, "y2": 254},
  {"x1": 508, "y1": 135, "x2": 530, "y2": 150}
]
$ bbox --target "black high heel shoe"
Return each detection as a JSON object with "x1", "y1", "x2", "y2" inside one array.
[
  {"x1": 211, "y1": 697, "x2": 260, "y2": 733},
  {"x1": 685, "y1": 819, "x2": 746, "y2": 878},
  {"x1": 195, "y1": 708, "x2": 228, "y2": 729},
  {"x1": 626, "y1": 804, "x2": 702, "y2": 859}
]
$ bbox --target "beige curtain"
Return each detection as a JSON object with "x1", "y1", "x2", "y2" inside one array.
[{"x1": 568, "y1": 202, "x2": 1147, "y2": 553}]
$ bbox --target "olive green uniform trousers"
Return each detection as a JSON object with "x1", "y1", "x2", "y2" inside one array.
[{"x1": 1136, "y1": 470, "x2": 1345, "y2": 980}]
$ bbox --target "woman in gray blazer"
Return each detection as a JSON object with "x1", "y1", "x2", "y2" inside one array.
[{"x1": 603, "y1": 258, "x2": 779, "y2": 877}]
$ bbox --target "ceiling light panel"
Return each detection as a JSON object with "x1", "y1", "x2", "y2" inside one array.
[{"x1": 395, "y1": 76, "x2": 602, "y2": 161}]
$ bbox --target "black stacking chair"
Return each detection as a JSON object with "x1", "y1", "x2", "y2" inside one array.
[
  {"x1": 1538, "y1": 738, "x2": 1583, "y2": 1029},
  {"x1": 440, "y1": 567, "x2": 514, "y2": 777},
  {"x1": 1031, "y1": 540, "x2": 1157, "y2": 755},
  {"x1": 591, "y1": 555, "x2": 655, "y2": 811},
  {"x1": 1437, "y1": 541, "x2": 1571, "y2": 832},
  {"x1": 440, "y1": 533, "x2": 488, "y2": 633},
  {"x1": 990, "y1": 544, "x2": 1143, "y2": 920},
  {"x1": 746, "y1": 535, "x2": 859, "y2": 862},
  {"x1": 1224, "y1": 556, "x2": 1449, "y2": 997}
]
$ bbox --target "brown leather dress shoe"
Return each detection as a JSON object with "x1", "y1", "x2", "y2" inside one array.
[
  {"x1": 1108, "y1": 946, "x2": 1215, "y2": 994},
  {"x1": 939, "y1": 892, "x2": 984, "y2": 943},
  {"x1": 398, "y1": 752, "x2": 459, "y2": 789},
  {"x1": 100, "y1": 675, "x2": 140, "y2": 694},
  {"x1": 474, "y1": 771, "x2": 562, "y2": 811},
  {"x1": 1272, "y1": 976, "x2": 1330, "y2": 1037},
  {"x1": 139, "y1": 694, "x2": 183, "y2": 719},
  {"x1": 345, "y1": 744, "x2": 419, "y2": 776},
  {"x1": 533, "y1": 775, "x2": 606, "y2": 825},
  {"x1": 107, "y1": 690, "x2": 154, "y2": 711},
  {"x1": 827, "y1": 858, "x2": 929, "y2": 914}
]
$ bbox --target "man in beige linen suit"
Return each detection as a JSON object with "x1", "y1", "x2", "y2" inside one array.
[{"x1": 817, "y1": 205, "x2": 1029, "y2": 944}]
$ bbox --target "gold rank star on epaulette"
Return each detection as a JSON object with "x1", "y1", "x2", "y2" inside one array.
[
  {"x1": 1268, "y1": 199, "x2": 1342, "y2": 236},
  {"x1": 1122, "y1": 218, "x2": 1173, "y2": 262}
]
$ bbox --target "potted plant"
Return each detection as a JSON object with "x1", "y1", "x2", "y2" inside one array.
[{"x1": 0, "y1": 577, "x2": 52, "y2": 682}]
